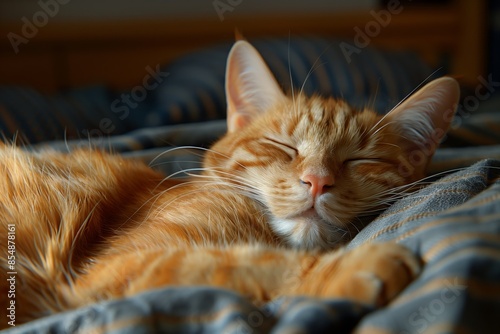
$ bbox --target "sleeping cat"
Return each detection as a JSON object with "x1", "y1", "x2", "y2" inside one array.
[{"x1": 0, "y1": 40, "x2": 459, "y2": 328}]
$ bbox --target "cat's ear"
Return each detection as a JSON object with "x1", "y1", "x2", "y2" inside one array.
[
  {"x1": 225, "y1": 40, "x2": 286, "y2": 132},
  {"x1": 385, "y1": 77, "x2": 460, "y2": 176}
]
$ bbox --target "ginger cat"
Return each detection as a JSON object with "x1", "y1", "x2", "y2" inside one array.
[{"x1": 0, "y1": 40, "x2": 460, "y2": 328}]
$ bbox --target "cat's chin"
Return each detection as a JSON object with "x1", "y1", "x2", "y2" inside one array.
[{"x1": 270, "y1": 209, "x2": 345, "y2": 250}]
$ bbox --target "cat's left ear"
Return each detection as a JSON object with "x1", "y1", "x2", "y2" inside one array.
[
  {"x1": 225, "y1": 40, "x2": 286, "y2": 133},
  {"x1": 385, "y1": 77, "x2": 460, "y2": 176}
]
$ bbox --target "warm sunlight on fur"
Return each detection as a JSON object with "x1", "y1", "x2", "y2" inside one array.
[{"x1": 0, "y1": 40, "x2": 459, "y2": 327}]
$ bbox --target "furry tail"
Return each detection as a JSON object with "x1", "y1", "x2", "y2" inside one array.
[
  {"x1": 0, "y1": 146, "x2": 163, "y2": 327},
  {"x1": 0, "y1": 147, "x2": 105, "y2": 325}
]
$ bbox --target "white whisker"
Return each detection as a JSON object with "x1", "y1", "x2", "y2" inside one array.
[{"x1": 368, "y1": 68, "x2": 443, "y2": 136}]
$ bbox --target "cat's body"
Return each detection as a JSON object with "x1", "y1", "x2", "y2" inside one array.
[{"x1": 0, "y1": 41, "x2": 460, "y2": 328}]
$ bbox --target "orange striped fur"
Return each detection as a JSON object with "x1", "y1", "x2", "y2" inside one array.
[{"x1": 0, "y1": 41, "x2": 460, "y2": 327}]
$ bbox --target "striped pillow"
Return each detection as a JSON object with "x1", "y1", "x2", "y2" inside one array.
[
  {"x1": 0, "y1": 85, "x2": 134, "y2": 144},
  {"x1": 144, "y1": 36, "x2": 432, "y2": 127},
  {"x1": 0, "y1": 37, "x2": 432, "y2": 144}
]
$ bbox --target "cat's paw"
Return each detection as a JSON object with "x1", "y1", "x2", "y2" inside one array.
[{"x1": 295, "y1": 242, "x2": 421, "y2": 306}]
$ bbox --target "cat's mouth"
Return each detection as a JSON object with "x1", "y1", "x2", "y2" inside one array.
[
  {"x1": 296, "y1": 208, "x2": 324, "y2": 223},
  {"x1": 270, "y1": 207, "x2": 337, "y2": 250},
  {"x1": 287, "y1": 208, "x2": 335, "y2": 235}
]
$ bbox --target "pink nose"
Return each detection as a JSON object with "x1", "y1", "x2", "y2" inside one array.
[{"x1": 300, "y1": 174, "x2": 334, "y2": 199}]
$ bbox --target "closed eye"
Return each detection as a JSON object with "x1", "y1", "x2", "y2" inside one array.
[
  {"x1": 344, "y1": 158, "x2": 389, "y2": 164},
  {"x1": 262, "y1": 137, "x2": 298, "y2": 159}
]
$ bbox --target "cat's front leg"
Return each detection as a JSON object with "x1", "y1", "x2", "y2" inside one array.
[
  {"x1": 290, "y1": 242, "x2": 421, "y2": 307},
  {"x1": 68, "y1": 245, "x2": 315, "y2": 307},
  {"x1": 67, "y1": 243, "x2": 420, "y2": 310}
]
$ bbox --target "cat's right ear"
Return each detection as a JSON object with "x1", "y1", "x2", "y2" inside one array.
[{"x1": 225, "y1": 41, "x2": 286, "y2": 133}]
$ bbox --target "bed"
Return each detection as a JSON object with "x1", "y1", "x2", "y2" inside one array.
[{"x1": 1, "y1": 1, "x2": 500, "y2": 333}]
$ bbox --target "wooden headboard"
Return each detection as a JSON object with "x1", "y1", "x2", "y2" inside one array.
[{"x1": 0, "y1": 0, "x2": 487, "y2": 93}]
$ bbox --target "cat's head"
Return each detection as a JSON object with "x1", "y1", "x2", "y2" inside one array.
[{"x1": 204, "y1": 40, "x2": 460, "y2": 250}]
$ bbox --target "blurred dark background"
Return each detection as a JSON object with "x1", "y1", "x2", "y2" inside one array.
[{"x1": 0, "y1": 0, "x2": 494, "y2": 92}]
